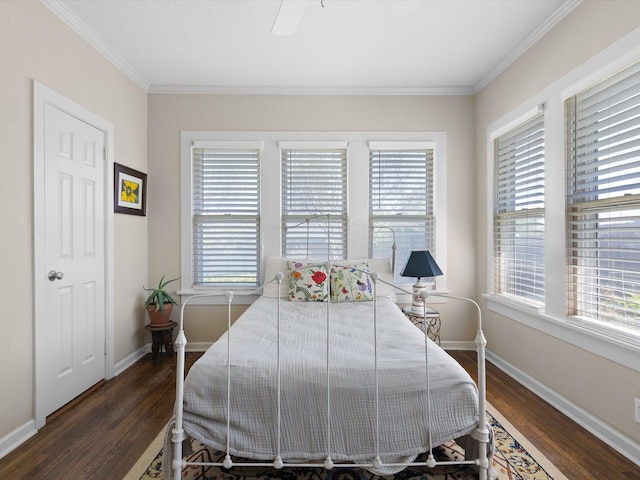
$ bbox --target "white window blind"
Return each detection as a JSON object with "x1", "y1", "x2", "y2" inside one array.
[
  {"x1": 192, "y1": 147, "x2": 260, "y2": 286},
  {"x1": 281, "y1": 147, "x2": 347, "y2": 259},
  {"x1": 493, "y1": 113, "x2": 545, "y2": 306},
  {"x1": 566, "y1": 60, "x2": 640, "y2": 337},
  {"x1": 369, "y1": 148, "x2": 435, "y2": 282}
]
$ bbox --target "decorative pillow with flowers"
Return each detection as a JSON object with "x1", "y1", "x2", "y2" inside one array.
[
  {"x1": 330, "y1": 263, "x2": 374, "y2": 302},
  {"x1": 287, "y1": 261, "x2": 328, "y2": 302}
]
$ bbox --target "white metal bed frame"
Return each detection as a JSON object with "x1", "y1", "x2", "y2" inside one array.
[{"x1": 168, "y1": 269, "x2": 492, "y2": 480}]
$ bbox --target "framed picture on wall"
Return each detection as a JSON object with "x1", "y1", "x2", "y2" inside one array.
[{"x1": 114, "y1": 163, "x2": 147, "y2": 216}]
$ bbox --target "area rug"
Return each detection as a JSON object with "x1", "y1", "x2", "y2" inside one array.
[{"x1": 123, "y1": 404, "x2": 568, "y2": 480}]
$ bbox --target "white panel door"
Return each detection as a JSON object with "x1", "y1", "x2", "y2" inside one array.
[{"x1": 39, "y1": 103, "x2": 106, "y2": 417}]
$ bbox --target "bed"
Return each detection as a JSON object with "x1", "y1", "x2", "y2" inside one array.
[{"x1": 165, "y1": 257, "x2": 493, "y2": 480}]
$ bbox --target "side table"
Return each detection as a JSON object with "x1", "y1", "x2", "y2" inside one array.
[
  {"x1": 144, "y1": 321, "x2": 177, "y2": 361},
  {"x1": 401, "y1": 305, "x2": 441, "y2": 345}
]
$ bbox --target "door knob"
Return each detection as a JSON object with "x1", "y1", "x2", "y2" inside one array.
[{"x1": 48, "y1": 270, "x2": 64, "y2": 281}]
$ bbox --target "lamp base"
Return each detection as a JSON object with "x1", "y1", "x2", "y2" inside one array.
[{"x1": 411, "y1": 279, "x2": 428, "y2": 315}]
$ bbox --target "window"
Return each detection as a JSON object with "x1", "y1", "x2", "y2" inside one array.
[
  {"x1": 369, "y1": 145, "x2": 435, "y2": 283},
  {"x1": 486, "y1": 39, "x2": 640, "y2": 369},
  {"x1": 566, "y1": 61, "x2": 640, "y2": 338},
  {"x1": 493, "y1": 113, "x2": 545, "y2": 306},
  {"x1": 181, "y1": 132, "x2": 447, "y2": 302},
  {"x1": 281, "y1": 144, "x2": 347, "y2": 259},
  {"x1": 191, "y1": 145, "x2": 260, "y2": 286}
]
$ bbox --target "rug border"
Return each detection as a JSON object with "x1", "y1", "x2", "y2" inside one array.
[
  {"x1": 487, "y1": 404, "x2": 569, "y2": 480},
  {"x1": 122, "y1": 402, "x2": 569, "y2": 480},
  {"x1": 122, "y1": 425, "x2": 167, "y2": 480}
]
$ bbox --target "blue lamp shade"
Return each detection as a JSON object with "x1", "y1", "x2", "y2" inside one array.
[
  {"x1": 400, "y1": 250, "x2": 443, "y2": 279},
  {"x1": 401, "y1": 251, "x2": 443, "y2": 314}
]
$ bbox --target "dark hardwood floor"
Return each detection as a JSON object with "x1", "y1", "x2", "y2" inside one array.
[
  {"x1": 451, "y1": 351, "x2": 640, "y2": 480},
  {"x1": 0, "y1": 350, "x2": 638, "y2": 479},
  {"x1": 0, "y1": 352, "x2": 199, "y2": 480}
]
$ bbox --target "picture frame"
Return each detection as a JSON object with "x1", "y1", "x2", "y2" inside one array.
[{"x1": 114, "y1": 163, "x2": 147, "y2": 216}]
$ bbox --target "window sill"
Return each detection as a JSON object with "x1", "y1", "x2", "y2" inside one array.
[
  {"x1": 178, "y1": 288, "x2": 260, "y2": 306},
  {"x1": 483, "y1": 293, "x2": 640, "y2": 373}
]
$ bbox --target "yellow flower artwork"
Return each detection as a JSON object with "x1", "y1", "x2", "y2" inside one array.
[
  {"x1": 115, "y1": 163, "x2": 146, "y2": 215},
  {"x1": 121, "y1": 179, "x2": 140, "y2": 204}
]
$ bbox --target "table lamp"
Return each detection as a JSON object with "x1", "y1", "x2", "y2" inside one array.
[{"x1": 400, "y1": 250, "x2": 443, "y2": 314}]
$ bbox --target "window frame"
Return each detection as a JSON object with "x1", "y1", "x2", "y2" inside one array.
[
  {"x1": 190, "y1": 143, "x2": 262, "y2": 288},
  {"x1": 368, "y1": 142, "x2": 440, "y2": 287},
  {"x1": 280, "y1": 141, "x2": 348, "y2": 260},
  {"x1": 565, "y1": 60, "x2": 640, "y2": 340},
  {"x1": 181, "y1": 131, "x2": 448, "y2": 305},
  {"x1": 492, "y1": 111, "x2": 545, "y2": 307}
]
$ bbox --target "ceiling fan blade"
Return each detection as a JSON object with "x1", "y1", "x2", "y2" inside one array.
[{"x1": 271, "y1": 0, "x2": 308, "y2": 36}]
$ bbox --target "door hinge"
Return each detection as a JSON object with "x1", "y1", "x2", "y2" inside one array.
[
  {"x1": 104, "y1": 342, "x2": 108, "y2": 355},
  {"x1": 103, "y1": 147, "x2": 107, "y2": 160}
]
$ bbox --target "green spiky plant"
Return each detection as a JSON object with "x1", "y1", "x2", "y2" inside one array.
[{"x1": 144, "y1": 275, "x2": 180, "y2": 312}]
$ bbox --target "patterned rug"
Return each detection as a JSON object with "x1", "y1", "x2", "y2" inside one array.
[{"x1": 124, "y1": 407, "x2": 568, "y2": 480}]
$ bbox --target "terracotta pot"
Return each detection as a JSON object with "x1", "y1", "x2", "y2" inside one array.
[{"x1": 147, "y1": 302, "x2": 174, "y2": 326}]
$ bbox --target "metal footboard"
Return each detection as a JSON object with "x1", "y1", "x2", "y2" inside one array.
[{"x1": 170, "y1": 268, "x2": 492, "y2": 480}]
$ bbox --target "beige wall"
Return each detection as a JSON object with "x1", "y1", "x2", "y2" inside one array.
[
  {"x1": 475, "y1": 0, "x2": 640, "y2": 445},
  {"x1": 0, "y1": 1, "x2": 147, "y2": 439},
  {"x1": 147, "y1": 94, "x2": 477, "y2": 341}
]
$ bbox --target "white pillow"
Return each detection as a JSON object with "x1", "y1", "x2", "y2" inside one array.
[{"x1": 262, "y1": 256, "x2": 289, "y2": 297}]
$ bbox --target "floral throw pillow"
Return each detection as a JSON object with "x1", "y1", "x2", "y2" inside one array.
[
  {"x1": 330, "y1": 263, "x2": 374, "y2": 302},
  {"x1": 287, "y1": 261, "x2": 328, "y2": 302}
]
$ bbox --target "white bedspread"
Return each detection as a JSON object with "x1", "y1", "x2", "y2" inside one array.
[{"x1": 169, "y1": 297, "x2": 479, "y2": 474}]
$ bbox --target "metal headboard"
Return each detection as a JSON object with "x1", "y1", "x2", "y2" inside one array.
[{"x1": 283, "y1": 213, "x2": 396, "y2": 274}]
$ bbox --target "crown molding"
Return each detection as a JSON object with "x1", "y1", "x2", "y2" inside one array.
[
  {"x1": 473, "y1": 0, "x2": 582, "y2": 93},
  {"x1": 41, "y1": 0, "x2": 150, "y2": 92},
  {"x1": 147, "y1": 84, "x2": 474, "y2": 96}
]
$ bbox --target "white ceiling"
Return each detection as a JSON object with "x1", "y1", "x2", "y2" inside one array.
[{"x1": 44, "y1": 0, "x2": 581, "y2": 95}]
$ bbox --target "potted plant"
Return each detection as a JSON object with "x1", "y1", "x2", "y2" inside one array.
[{"x1": 144, "y1": 275, "x2": 179, "y2": 326}]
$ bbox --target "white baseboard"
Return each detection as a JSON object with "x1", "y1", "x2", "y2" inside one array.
[
  {"x1": 486, "y1": 349, "x2": 640, "y2": 468},
  {"x1": 114, "y1": 344, "x2": 150, "y2": 376},
  {"x1": 0, "y1": 419, "x2": 37, "y2": 461},
  {"x1": 116, "y1": 341, "x2": 210, "y2": 368},
  {"x1": 442, "y1": 340, "x2": 476, "y2": 351}
]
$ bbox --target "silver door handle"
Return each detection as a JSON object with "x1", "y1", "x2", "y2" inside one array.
[{"x1": 48, "y1": 270, "x2": 64, "y2": 281}]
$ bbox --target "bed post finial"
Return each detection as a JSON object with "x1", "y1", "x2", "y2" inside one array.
[{"x1": 324, "y1": 261, "x2": 332, "y2": 273}]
